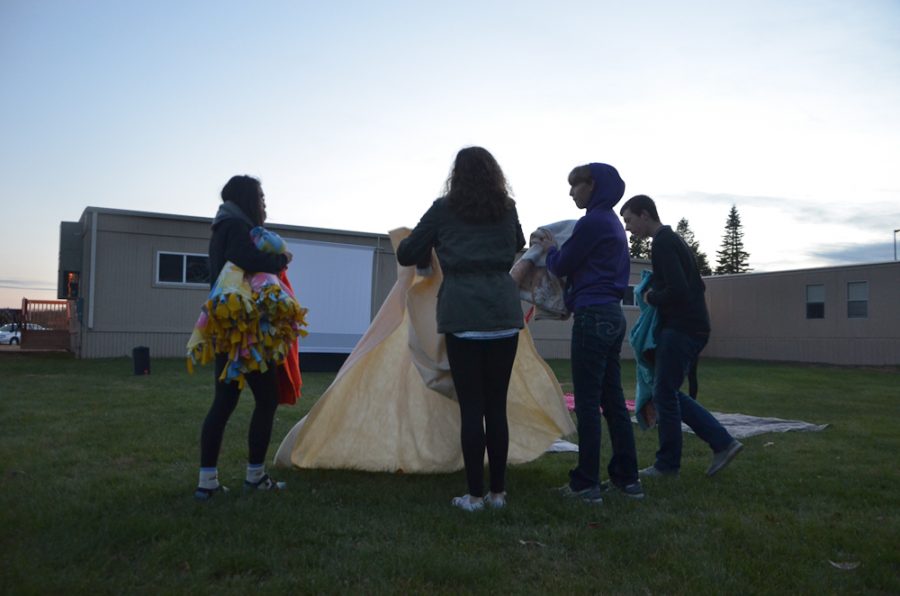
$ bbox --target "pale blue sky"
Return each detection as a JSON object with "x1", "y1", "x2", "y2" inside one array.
[{"x1": 2, "y1": 0, "x2": 899, "y2": 307}]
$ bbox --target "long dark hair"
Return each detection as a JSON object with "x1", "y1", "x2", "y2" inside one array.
[
  {"x1": 443, "y1": 146, "x2": 514, "y2": 222},
  {"x1": 221, "y1": 175, "x2": 264, "y2": 226}
]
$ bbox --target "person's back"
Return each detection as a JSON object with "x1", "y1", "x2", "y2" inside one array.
[
  {"x1": 397, "y1": 192, "x2": 525, "y2": 335},
  {"x1": 648, "y1": 225, "x2": 710, "y2": 335},
  {"x1": 395, "y1": 146, "x2": 525, "y2": 512}
]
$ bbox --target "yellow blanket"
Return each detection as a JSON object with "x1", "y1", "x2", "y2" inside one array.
[{"x1": 273, "y1": 228, "x2": 575, "y2": 473}]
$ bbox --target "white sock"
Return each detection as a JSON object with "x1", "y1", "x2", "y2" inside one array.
[
  {"x1": 246, "y1": 463, "x2": 265, "y2": 484},
  {"x1": 198, "y1": 467, "x2": 219, "y2": 490}
]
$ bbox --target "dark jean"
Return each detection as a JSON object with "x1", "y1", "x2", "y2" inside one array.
[
  {"x1": 652, "y1": 328, "x2": 734, "y2": 472},
  {"x1": 569, "y1": 303, "x2": 638, "y2": 491}
]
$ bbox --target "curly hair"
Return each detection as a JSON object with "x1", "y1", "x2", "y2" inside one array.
[
  {"x1": 221, "y1": 175, "x2": 264, "y2": 226},
  {"x1": 443, "y1": 146, "x2": 515, "y2": 223}
]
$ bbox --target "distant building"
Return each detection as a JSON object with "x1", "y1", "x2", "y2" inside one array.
[
  {"x1": 703, "y1": 262, "x2": 900, "y2": 365},
  {"x1": 59, "y1": 207, "x2": 397, "y2": 366},
  {"x1": 58, "y1": 207, "x2": 900, "y2": 366}
]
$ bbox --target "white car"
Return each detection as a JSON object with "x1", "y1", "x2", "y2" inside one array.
[
  {"x1": 0, "y1": 324, "x2": 21, "y2": 345},
  {"x1": 0, "y1": 323, "x2": 46, "y2": 345}
]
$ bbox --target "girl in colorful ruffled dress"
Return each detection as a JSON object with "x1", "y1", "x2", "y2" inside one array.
[{"x1": 194, "y1": 175, "x2": 292, "y2": 500}]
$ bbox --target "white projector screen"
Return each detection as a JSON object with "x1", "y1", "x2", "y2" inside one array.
[{"x1": 283, "y1": 239, "x2": 374, "y2": 353}]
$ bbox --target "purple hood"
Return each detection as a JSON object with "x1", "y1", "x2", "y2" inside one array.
[{"x1": 586, "y1": 162, "x2": 626, "y2": 212}]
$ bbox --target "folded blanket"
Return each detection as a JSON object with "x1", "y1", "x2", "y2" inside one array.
[{"x1": 509, "y1": 220, "x2": 576, "y2": 320}]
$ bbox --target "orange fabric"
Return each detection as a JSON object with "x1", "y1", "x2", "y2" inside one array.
[{"x1": 276, "y1": 271, "x2": 302, "y2": 405}]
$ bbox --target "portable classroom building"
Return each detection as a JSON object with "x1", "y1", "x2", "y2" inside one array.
[{"x1": 59, "y1": 207, "x2": 397, "y2": 363}]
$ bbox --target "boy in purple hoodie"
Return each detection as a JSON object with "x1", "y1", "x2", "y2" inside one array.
[{"x1": 536, "y1": 163, "x2": 642, "y2": 502}]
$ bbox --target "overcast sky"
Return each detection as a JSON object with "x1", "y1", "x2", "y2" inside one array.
[{"x1": 1, "y1": 0, "x2": 899, "y2": 308}]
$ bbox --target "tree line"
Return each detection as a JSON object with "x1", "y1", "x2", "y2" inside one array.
[{"x1": 628, "y1": 204, "x2": 750, "y2": 275}]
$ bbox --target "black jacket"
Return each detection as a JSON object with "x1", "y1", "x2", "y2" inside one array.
[
  {"x1": 208, "y1": 203, "x2": 287, "y2": 287},
  {"x1": 396, "y1": 198, "x2": 526, "y2": 334},
  {"x1": 646, "y1": 225, "x2": 710, "y2": 335}
]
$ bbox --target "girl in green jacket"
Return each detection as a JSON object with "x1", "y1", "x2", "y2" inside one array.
[{"x1": 397, "y1": 147, "x2": 526, "y2": 512}]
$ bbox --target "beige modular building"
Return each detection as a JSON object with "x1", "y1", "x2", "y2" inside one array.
[
  {"x1": 529, "y1": 260, "x2": 900, "y2": 366},
  {"x1": 58, "y1": 207, "x2": 900, "y2": 366},
  {"x1": 703, "y1": 262, "x2": 900, "y2": 366},
  {"x1": 59, "y1": 207, "x2": 398, "y2": 365}
]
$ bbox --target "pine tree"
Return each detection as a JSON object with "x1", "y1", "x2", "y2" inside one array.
[
  {"x1": 676, "y1": 218, "x2": 712, "y2": 276},
  {"x1": 628, "y1": 234, "x2": 651, "y2": 259},
  {"x1": 714, "y1": 205, "x2": 750, "y2": 274}
]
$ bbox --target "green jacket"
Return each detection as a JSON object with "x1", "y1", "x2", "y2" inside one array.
[{"x1": 397, "y1": 198, "x2": 526, "y2": 334}]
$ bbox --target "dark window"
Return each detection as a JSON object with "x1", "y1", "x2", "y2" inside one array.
[
  {"x1": 158, "y1": 253, "x2": 183, "y2": 283},
  {"x1": 847, "y1": 281, "x2": 868, "y2": 319},
  {"x1": 157, "y1": 252, "x2": 209, "y2": 285},
  {"x1": 806, "y1": 284, "x2": 825, "y2": 319},
  {"x1": 186, "y1": 255, "x2": 210, "y2": 284}
]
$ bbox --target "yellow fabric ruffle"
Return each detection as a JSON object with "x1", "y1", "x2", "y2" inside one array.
[{"x1": 187, "y1": 263, "x2": 308, "y2": 388}]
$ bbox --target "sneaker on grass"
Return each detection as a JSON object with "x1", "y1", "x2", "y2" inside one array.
[
  {"x1": 639, "y1": 465, "x2": 679, "y2": 479},
  {"x1": 243, "y1": 474, "x2": 286, "y2": 494},
  {"x1": 484, "y1": 492, "x2": 507, "y2": 509},
  {"x1": 194, "y1": 485, "x2": 229, "y2": 501},
  {"x1": 451, "y1": 494, "x2": 484, "y2": 512},
  {"x1": 613, "y1": 481, "x2": 645, "y2": 499},
  {"x1": 707, "y1": 440, "x2": 744, "y2": 477},
  {"x1": 556, "y1": 484, "x2": 603, "y2": 504}
]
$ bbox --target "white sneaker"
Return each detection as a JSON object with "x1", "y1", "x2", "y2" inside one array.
[
  {"x1": 194, "y1": 485, "x2": 229, "y2": 501},
  {"x1": 451, "y1": 494, "x2": 484, "y2": 512},
  {"x1": 484, "y1": 492, "x2": 507, "y2": 509}
]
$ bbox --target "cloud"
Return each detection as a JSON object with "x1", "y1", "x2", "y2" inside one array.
[
  {"x1": 0, "y1": 279, "x2": 56, "y2": 291},
  {"x1": 671, "y1": 191, "x2": 899, "y2": 227},
  {"x1": 810, "y1": 240, "x2": 897, "y2": 264}
]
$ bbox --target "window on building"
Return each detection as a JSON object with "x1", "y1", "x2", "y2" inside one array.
[
  {"x1": 157, "y1": 252, "x2": 209, "y2": 285},
  {"x1": 622, "y1": 285, "x2": 636, "y2": 306},
  {"x1": 847, "y1": 281, "x2": 868, "y2": 319},
  {"x1": 806, "y1": 284, "x2": 825, "y2": 319}
]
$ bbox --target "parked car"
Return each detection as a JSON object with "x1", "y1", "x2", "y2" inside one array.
[
  {"x1": 0, "y1": 323, "x2": 47, "y2": 345},
  {"x1": 0, "y1": 323, "x2": 21, "y2": 345}
]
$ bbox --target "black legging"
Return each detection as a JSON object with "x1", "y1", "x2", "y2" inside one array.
[
  {"x1": 445, "y1": 333, "x2": 519, "y2": 496},
  {"x1": 199, "y1": 353, "x2": 280, "y2": 468}
]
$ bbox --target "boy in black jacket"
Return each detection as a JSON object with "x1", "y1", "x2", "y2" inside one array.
[{"x1": 620, "y1": 195, "x2": 743, "y2": 477}]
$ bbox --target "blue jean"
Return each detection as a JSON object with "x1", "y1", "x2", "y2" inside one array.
[
  {"x1": 652, "y1": 328, "x2": 734, "y2": 472},
  {"x1": 569, "y1": 303, "x2": 638, "y2": 490}
]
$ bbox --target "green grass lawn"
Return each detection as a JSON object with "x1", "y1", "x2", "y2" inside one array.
[{"x1": 1, "y1": 353, "x2": 898, "y2": 594}]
